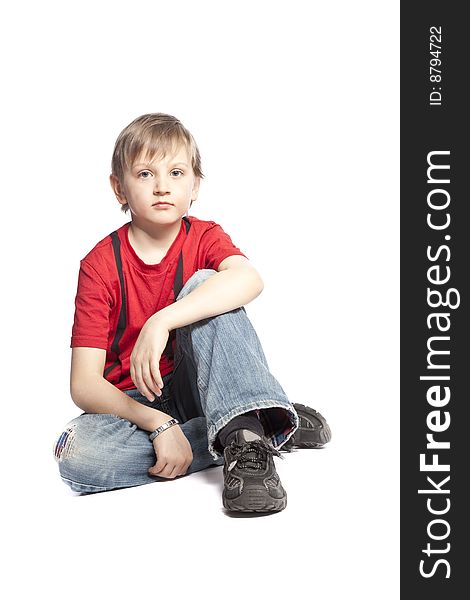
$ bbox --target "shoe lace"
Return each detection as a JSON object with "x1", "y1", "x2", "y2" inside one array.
[{"x1": 228, "y1": 439, "x2": 284, "y2": 472}]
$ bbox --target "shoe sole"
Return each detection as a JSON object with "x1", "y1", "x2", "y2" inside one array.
[
  {"x1": 223, "y1": 487, "x2": 287, "y2": 513},
  {"x1": 283, "y1": 403, "x2": 332, "y2": 449}
]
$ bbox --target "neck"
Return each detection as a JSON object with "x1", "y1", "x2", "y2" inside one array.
[{"x1": 128, "y1": 218, "x2": 183, "y2": 253}]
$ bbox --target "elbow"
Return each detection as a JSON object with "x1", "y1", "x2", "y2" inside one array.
[
  {"x1": 69, "y1": 374, "x2": 78, "y2": 405},
  {"x1": 69, "y1": 375, "x2": 96, "y2": 411},
  {"x1": 70, "y1": 382, "x2": 85, "y2": 410},
  {"x1": 70, "y1": 371, "x2": 83, "y2": 406},
  {"x1": 255, "y1": 275, "x2": 264, "y2": 298},
  {"x1": 247, "y1": 269, "x2": 264, "y2": 301}
]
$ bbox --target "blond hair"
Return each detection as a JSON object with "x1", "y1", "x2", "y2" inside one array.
[{"x1": 111, "y1": 113, "x2": 204, "y2": 213}]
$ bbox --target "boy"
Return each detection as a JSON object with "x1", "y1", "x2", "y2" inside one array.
[{"x1": 53, "y1": 113, "x2": 331, "y2": 513}]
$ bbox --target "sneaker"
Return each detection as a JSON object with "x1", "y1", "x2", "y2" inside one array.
[
  {"x1": 222, "y1": 430, "x2": 287, "y2": 513},
  {"x1": 281, "y1": 403, "x2": 332, "y2": 452}
]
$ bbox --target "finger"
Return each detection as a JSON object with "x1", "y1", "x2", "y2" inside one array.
[
  {"x1": 150, "y1": 360, "x2": 164, "y2": 391},
  {"x1": 142, "y1": 362, "x2": 161, "y2": 399},
  {"x1": 130, "y1": 356, "x2": 143, "y2": 393},
  {"x1": 136, "y1": 364, "x2": 155, "y2": 401},
  {"x1": 130, "y1": 356, "x2": 136, "y2": 388},
  {"x1": 176, "y1": 459, "x2": 192, "y2": 478},
  {"x1": 149, "y1": 458, "x2": 167, "y2": 476},
  {"x1": 179, "y1": 465, "x2": 190, "y2": 477},
  {"x1": 149, "y1": 370, "x2": 164, "y2": 400},
  {"x1": 152, "y1": 464, "x2": 176, "y2": 479},
  {"x1": 133, "y1": 362, "x2": 146, "y2": 398},
  {"x1": 184, "y1": 460, "x2": 192, "y2": 475},
  {"x1": 168, "y1": 464, "x2": 183, "y2": 478},
  {"x1": 150, "y1": 452, "x2": 174, "y2": 474}
]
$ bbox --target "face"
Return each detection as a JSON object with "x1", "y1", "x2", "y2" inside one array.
[{"x1": 111, "y1": 144, "x2": 200, "y2": 226}]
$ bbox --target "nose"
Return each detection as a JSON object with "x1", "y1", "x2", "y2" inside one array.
[{"x1": 153, "y1": 176, "x2": 171, "y2": 196}]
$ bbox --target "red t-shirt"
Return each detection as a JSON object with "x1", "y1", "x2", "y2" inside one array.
[{"x1": 70, "y1": 216, "x2": 247, "y2": 390}]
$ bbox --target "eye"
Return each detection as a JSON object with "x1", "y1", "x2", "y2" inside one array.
[
  {"x1": 170, "y1": 169, "x2": 184, "y2": 177},
  {"x1": 138, "y1": 170, "x2": 152, "y2": 179}
]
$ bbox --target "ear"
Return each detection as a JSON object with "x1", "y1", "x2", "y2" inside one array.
[
  {"x1": 110, "y1": 174, "x2": 127, "y2": 206},
  {"x1": 191, "y1": 176, "x2": 201, "y2": 203}
]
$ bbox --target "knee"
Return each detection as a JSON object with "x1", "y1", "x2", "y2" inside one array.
[
  {"x1": 53, "y1": 421, "x2": 78, "y2": 464},
  {"x1": 177, "y1": 269, "x2": 217, "y2": 300},
  {"x1": 52, "y1": 416, "x2": 110, "y2": 489},
  {"x1": 53, "y1": 420, "x2": 83, "y2": 483}
]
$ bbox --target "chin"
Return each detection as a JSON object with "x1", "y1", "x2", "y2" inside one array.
[{"x1": 146, "y1": 213, "x2": 182, "y2": 224}]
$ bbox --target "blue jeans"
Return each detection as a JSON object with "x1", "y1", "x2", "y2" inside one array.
[{"x1": 54, "y1": 269, "x2": 299, "y2": 493}]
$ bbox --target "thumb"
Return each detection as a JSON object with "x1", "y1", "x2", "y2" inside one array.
[{"x1": 148, "y1": 458, "x2": 165, "y2": 476}]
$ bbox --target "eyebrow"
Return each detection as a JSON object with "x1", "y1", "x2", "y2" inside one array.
[{"x1": 133, "y1": 161, "x2": 189, "y2": 169}]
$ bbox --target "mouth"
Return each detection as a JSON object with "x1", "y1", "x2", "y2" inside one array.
[{"x1": 152, "y1": 202, "x2": 173, "y2": 206}]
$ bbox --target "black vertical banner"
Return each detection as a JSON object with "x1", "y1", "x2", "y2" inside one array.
[{"x1": 401, "y1": 2, "x2": 467, "y2": 597}]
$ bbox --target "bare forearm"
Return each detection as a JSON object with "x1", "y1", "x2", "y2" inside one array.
[
  {"x1": 71, "y1": 376, "x2": 171, "y2": 432},
  {"x1": 155, "y1": 267, "x2": 263, "y2": 331}
]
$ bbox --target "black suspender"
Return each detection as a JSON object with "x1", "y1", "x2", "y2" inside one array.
[
  {"x1": 162, "y1": 217, "x2": 191, "y2": 359},
  {"x1": 104, "y1": 217, "x2": 191, "y2": 381},
  {"x1": 104, "y1": 231, "x2": 127, "y2": 378},
  {"x1": 172, "y1": 216, "x2": 191, "y2": 303}
]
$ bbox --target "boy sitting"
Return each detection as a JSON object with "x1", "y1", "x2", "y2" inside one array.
[{"x1": 53, "y1": 113, "x2": 331, "y2": 513}]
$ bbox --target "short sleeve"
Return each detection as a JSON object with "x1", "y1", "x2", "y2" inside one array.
[
  {"x1": 70, "y1": 260, "x2": 112, "y2": 349},
  {"x1": 198, "y1": 223, "x2": 248, "y2": 270}
]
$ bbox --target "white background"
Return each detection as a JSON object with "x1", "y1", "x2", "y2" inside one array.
[{"x1": 1, "y1": 1, "x2": 399, "y2": 598}]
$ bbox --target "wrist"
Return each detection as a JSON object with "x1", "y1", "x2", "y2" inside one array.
[
  {"x1": 148, "y1": 410, "x2": 173, "y2": 432},
  {"x1": 149, "y1": 418, "x2": 180, "y2": 442},
  {"x1": 149, "y1": 310, "x2": 173, "y2": 333}
]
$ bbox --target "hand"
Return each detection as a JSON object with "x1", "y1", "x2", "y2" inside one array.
[
  {"x1": 130, "y1": 316, "x2": 170, "y2": 401},
  {"x1": 149, "y1": 425, "x2": 193, "y2": 479}
]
